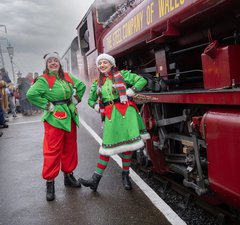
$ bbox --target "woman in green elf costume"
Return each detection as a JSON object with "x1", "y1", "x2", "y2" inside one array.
[
  {"x1": 79, "y1": 53, "x2": 150, "y2": 191},
  {"x1": 27, "y1": 52, "x2": 86, "y2": 201}
]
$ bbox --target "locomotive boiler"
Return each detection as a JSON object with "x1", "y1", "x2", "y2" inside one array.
[{"x1": 63, "y1": 0, "x2": 240, "y2": 211}]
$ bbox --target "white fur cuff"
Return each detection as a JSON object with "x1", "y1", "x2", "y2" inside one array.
[
  {"x1": 126, "y1": 88, "x2": 135, "y2": 97},
  {"x1": 94, "y1": 103, "x2": 100, "y2": 113}
]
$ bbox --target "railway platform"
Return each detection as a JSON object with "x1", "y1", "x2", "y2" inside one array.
[{"x1": 0, "y1": 114, "x2": 186, "y2": 225}]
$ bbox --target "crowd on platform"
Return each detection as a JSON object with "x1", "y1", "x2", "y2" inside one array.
[{"x1": 0, "y1": 69, "x2": 41, "y2": 137}]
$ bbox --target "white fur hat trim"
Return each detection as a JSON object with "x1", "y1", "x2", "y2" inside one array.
[
  {"x1": 44, "y1": 52, "x2": 62, "y2": 65},
  {"x1": 96, "y1": 53, "x2": 116, "y2": 67}
]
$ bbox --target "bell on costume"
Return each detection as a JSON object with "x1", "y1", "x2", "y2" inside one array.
[{"x1": 79, "y1": 172, "x2": 102, "y2": 192}]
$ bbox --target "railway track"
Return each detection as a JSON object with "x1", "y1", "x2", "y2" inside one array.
[{"x1": 131, "y1": 160, "x2": 240, "y2": 225}]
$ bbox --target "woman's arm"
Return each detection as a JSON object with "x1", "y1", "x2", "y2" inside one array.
[
  {"x1": 26, "y1": 77, "x2": 49, "y2": 110},
  {"x1": 68, "y1": 73, "x2": 86, "y2": 102},
  {"x1": 88, "y1": 81, "x2": 98, "y2": 108},
  {"x1": 121, "y1": 70, "x2": 147, "y2": 91}
]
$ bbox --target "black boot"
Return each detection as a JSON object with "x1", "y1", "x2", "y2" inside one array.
[
  {"x1": 122, "y1": 171, "x2": 132, "y2": 190},
  {"x1": 79, "y1": 172, "x2": 102, "y2": 192},
  {"x1": 64, "y1": 172, "x2": 81, "y2": 188},
  {"x1": 46, "y1": 181, "x2": 55, "y2": 201},
  {"x1": 0, "y1": 122, "x2": 8, "y2": 128}
]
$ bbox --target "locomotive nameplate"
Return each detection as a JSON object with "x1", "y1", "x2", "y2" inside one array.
[{"x1": 103, "y1": 0, "x2": 187, "y2": 53}]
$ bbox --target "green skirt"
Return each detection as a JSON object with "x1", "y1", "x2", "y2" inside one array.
[{"x1": 99, "y1": 105, "x2": 150, "y2": 156}]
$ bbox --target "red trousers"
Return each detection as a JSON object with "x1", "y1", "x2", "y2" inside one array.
[{"x1": 42, "y1": 121, "x2": 78, "y2": 180}]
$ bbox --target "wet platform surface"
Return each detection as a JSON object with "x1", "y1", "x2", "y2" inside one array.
[{"x1": 0, "y1": 114, "x2": 175, "y2": 225}]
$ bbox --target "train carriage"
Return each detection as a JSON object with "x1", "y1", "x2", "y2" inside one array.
[{"x1": 68, "y1": 0, "x2": 240, "y2": 211}]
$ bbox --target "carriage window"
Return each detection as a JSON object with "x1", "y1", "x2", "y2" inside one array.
[{"x1": 79, "y1": 22, "x2": 89, "y2": 54}]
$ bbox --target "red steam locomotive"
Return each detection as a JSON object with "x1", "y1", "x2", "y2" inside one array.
[{"x1": 62, "y1": 0, "x2": 240, "y2": 211}]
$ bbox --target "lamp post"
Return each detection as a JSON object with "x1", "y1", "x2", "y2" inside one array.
[
  {"x1": 6, "y1": 43, "x2": 15, "y2": 83},
  {"x1": 0, "y1": 24, "x2": 7, "y2": 69}
]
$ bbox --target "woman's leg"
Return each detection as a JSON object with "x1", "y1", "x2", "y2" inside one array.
[
  {"x1": 95, "y1": 154, "x2": 110, "y2": 175},
  {"x1": 119, "y1": 151, "x2": 133, "y2": 190},
  {"x1": 62, "y1": 121, "x2": 78, "y2": 173},
  {"x1": 119, "y1": 151, "x2": 133, "y2": 172},
  {"x1": 79, "y1": 154, "x2": 110, "y2": 192},
  {"x1": 61, "y1": 120, "x2": 81, "y2": 187},
  {"x1": 42, "y1": 122, "x2": 65, "y2": 201},
  {"x1": 42, "y1": 122, "x2": 64, "y2": 180}
]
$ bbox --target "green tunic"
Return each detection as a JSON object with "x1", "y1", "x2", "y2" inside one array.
[
  {"x1": 88, "y1": 70, "x2": 150, "y2": 156},
  {"x1": 27, "y1": 72, "x2": 86, "y2": 131}
]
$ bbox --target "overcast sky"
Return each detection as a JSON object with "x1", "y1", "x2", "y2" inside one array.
[{"x1": 0, "y1": 0, "x2": 94, "y2": 81}]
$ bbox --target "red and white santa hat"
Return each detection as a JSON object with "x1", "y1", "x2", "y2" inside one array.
[
  {"x1": 44, "y1": 52, "x2": 62, "y2": 65},
  {"x1": 96, "y1": 53, "x2": 116, "y2": 67}
]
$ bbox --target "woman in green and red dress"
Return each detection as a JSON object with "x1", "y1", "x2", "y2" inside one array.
[
  {"x1": 27, "y1": 52, "x2": 86, "y2": 201},
  {"x1": 79, "y1": 53, "x2": 150, "y2": 191}
]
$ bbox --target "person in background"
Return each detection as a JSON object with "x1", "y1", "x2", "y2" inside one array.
[
  {"x1": 17, "y1": 76, "x2": 32, "y2": 116},
  {"x1": 33, "y1": 72, "x2": 39, "y2": 83},
  {"x1": 0, "y1": 69, "x2": 17, "y2": 118},
  {"x1": 6, "y1": 83, "x2": 17, "y2": 118},
  {"x1": 0, "y1": 68, "x2": 11, "y2": 85},
  {"x1": 0, "y1": 70, "x2": 8, "y2": 129},
  {"x1": 0, "y1": 69, "x2": 10, "y2": 134},
  {"x1": 14, "y1": 80, "x2": 21, "y2": 113},
  {"x1": 0, "y1": 78, "x2": 9, "y2": 121},
  {"x1": 79, "y1": 53, "x2": 150, "y2": 192},
  {"x1": 0, "y1": 103, "x2": 8, "y2": 129},
  {"x1": 26, "y1": 72, "x2": 34, "y2": 85},
  {"x1": 27, "y1": 52, "x2": 86, "y2": 201}
]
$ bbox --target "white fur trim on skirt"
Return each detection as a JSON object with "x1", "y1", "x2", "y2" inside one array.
[
  {"x1": 99, "y1": 139, "x2": 145, "y2": 156},
  {"x1": 140, "y1": 132, "x2": 150, "y2": 140}
]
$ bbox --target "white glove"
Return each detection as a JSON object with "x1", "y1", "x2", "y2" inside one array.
[
  {"x1": 71, "y1": 96, "x2": 79, "y2": 105},
  {"x1": 94, "y1": 103, "x2": 100, "y2": 113},
  {"x1": 46, "y1": 102, "x2": 54, "y2": 112},
  {"x1": 72, "y1": 88, "x2": 76, "y2": 95},
  {"x1": 126, "y1": 88, "x2": 135, "y2": 97}
]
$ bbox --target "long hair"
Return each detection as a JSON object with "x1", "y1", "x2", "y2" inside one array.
[
  {"x1": 97, "y1": 67, "x2": 118, "y2": 97},
  {"x1": 43, "y1": 64, "x2": 65, "y2": 80}
]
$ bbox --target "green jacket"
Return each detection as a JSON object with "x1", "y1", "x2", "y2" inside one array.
[
  {"x1": 88, "y1": 70, "x2": 147, "y2": 107},
  {"x1": 27, "y1": 72, "x2": 86, "y2": 131}
]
